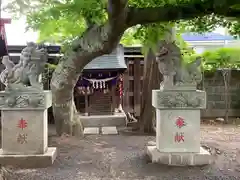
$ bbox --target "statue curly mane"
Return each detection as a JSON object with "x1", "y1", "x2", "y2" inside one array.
[
  {"x1": 156, "y1": 41, "x2": 202, "y2": 90},
  {"x1": 0, "y1": 42, "x2": 48, "y2": 91},
  {"x1": 156, "y1": 41, "x2": 182, "y2": 76}
]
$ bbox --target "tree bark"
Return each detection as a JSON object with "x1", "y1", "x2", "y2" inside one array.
[
  {"x1": 51, "y1": 0, "x2": 128, "y2": 136},
  {"x1": 138, "y1": 49, "x2": 161, "y2": 133},
  {"x1": 222, "y1": 69, "x2": 231, "y2": 124},
  {"x1": 138, "y1": 26, "x2": 175, "y2": 133}
]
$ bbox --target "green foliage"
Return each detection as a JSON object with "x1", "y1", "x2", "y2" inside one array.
[
  {"x1": 45, "y1": 63, "x2": 57, "y2": 70},
  {"x1": 121, "y1": 23, "x2": 197, "y2": 56},
  {"x1": 200, "y1": 48, "x2": 240, "y2": 71},
  {"x1": 5, "y1": 0, "x2": 107, "y2": 43},
  {"x1": 121, "y1": 27, "x2": 142, "y2": 46},
  {"x1": 175, "y1": 32, "x2": 195, "y2": 57},
  {"x1": 5, "y1": 0, "x2": 240, "y2": 45},
  {"x1": 42, "y1": 63, "x2": 57, "y2": 83},
  {"x1": 135, "y1": 23, "x2": 175, "y2": 54}
]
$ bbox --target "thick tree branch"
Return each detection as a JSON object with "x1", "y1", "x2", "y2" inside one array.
[
  {"x1": 127, "y1": 0, "x2": 240, "y2": 26},
  {"x1": 107, "y1": 0, "x2": 128, "y2": 25},
  {"x1": 51, "y1": 0, "x2": 130, "y2": 136}
]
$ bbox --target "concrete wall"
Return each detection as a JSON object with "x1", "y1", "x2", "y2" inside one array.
[{"x1": 201, "y1": 70, "x2": 240, "y2": 118}]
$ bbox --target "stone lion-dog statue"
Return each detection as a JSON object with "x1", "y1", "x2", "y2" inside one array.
[{"x1": 0, "y1": 42, "x2": 47, "y2": 91}]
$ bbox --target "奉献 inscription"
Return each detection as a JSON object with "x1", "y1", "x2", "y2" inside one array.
[
  {"x1": 17, "y1": 118, "x2": 28, "y2": 144},
  {"x1": 174, "y1": 117, "x2": 186, "y2": 143}
]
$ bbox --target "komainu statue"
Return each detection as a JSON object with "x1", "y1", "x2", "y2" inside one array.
[
  {"x1": 156, "y1": 40, "x2": 202, "y2": 90},
  {"x1": 0, "y1": 42, "x2": 47, "y2": 91}
]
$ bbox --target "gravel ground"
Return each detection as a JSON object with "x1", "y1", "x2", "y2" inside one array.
[{"x1": 8, "y1": 124, "x2": 240, "y2": 180}]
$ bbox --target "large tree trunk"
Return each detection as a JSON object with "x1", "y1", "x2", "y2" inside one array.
[
  {"x1": 138, "y1": 49, "x2": 161, "y2": 133},
  {"x1": 50, "y1": 0, "x2": 128, "y2": 136},
  {"x1": 138, "y1": 26, "x2": 175, "y2": 133},
  {"x1": 50, "y1": 58, "x2": 84, "y2": 136},
  {"x1": 51, "y1": 25, "x2": 125, "y2": 136}
]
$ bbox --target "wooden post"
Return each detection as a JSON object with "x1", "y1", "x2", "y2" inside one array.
[
  {"x1": 134, "y1": 59, "x2": 141, "y2": 116},
  {"x1": 111, "y1": 85, "x2": 116, "y2": 115},
  {"x1": 123, "y1": 64, "x2": 130, "y2": 112},
  {"x1": 84, "y1": 89, "x2": 89, "y2": 116}
]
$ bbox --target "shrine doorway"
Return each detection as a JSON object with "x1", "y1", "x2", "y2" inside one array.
[{"x1": 74, "y1": 70, "x2": 124, "y2": 116}]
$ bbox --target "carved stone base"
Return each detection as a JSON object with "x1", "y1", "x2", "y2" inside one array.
[
  {"x1": 152, "y1": 88, "x2": 208, "y2": 155},
  {"x1": 0, "y1": 90, "x2": 52, "y2": 109},
  {"x1": 152, "y1": 89, "x2": 206, "y2": 109},
  {"x1": 0, "y1": 90, "x2": 56, "y2": 167}
]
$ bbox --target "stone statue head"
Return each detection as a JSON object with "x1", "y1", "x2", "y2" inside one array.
[
  {"x1": 21, "y1": 42, "x2": 38, "y2": 57},
  {"x1": 155, "y1": 41, "x2": 182, "y2": 76},
  {"x1": 26, "y1": 42, "x2": 37, "y2": 49},
  {"x1": 21, "y1": 42, "x2": 47, "y2": 63}
]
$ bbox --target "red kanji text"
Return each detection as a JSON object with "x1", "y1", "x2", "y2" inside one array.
[
  {"x1": 17, "y1": 133, "x2": 28, "y2": 144},
  {"x1": 17, "y1": 118, "x2": 27, "y2": 130},
  {"x1": 175, "y1": 117, "x2": 186, "y2": 128},
  {"x1": 175, "y1": 132, "x2": 184, "y2": 143}
]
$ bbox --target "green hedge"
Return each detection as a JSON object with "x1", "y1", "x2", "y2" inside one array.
[
  {"x1": 200, "y1": 48, "x2": 240, "y2": 71},
  {"x1": 183, "y1": 47, "x2": 240, "y2": 71}
]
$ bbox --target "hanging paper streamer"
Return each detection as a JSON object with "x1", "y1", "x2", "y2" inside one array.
[
  {"x1": 75, "y1": 71, "x2": 121, "y2": 96},
  {"x1": 83, "y1": 76, "x2": 117, "y2": 89}
]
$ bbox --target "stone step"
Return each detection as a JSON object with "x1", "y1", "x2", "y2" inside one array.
[
  {"x1": 83, "y1": 127, "x2": 99, "y2": 135},
  {"x1": 102, "y1": 126, "x2": 118, "y2": 135},
  {"x1": 81, "y1": 113, "x2": 127, "y2": 127},
  {"x1": 83, "y1": 126, "x2": 118, "y2": 135}
]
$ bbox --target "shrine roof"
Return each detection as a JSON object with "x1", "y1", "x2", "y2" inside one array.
[{"x1": 83, "y1": 44, "x2": 127, "y2": 70}]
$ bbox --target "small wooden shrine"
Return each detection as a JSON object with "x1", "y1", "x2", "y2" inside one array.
[{"x1": 74, "y1": 45, "x2": 127, "y2": 116}]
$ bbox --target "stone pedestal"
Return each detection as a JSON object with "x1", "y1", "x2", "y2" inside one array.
[
  {"x1": 147, "y1": 88, "x2": 214, "y2": 166},
  {"x1": 0, "y1": 90, "x2": 57, "y2": 168}
]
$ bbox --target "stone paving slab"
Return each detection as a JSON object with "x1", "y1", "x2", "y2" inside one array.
[
  {"x1": 83, "y1": 127, "x2": 99, "y2": 135},
  {"x1": 102, "y1": 126, "x2": 118, "y2": 135}
]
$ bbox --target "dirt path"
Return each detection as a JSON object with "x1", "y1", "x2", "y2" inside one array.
[{"x1": 9, "y1": 125, "x2": 240, "y2": 180}]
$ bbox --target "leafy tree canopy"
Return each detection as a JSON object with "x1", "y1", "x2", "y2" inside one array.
[{"x1": 5, "y1": 0, "x2": 240, "y2": 48}]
